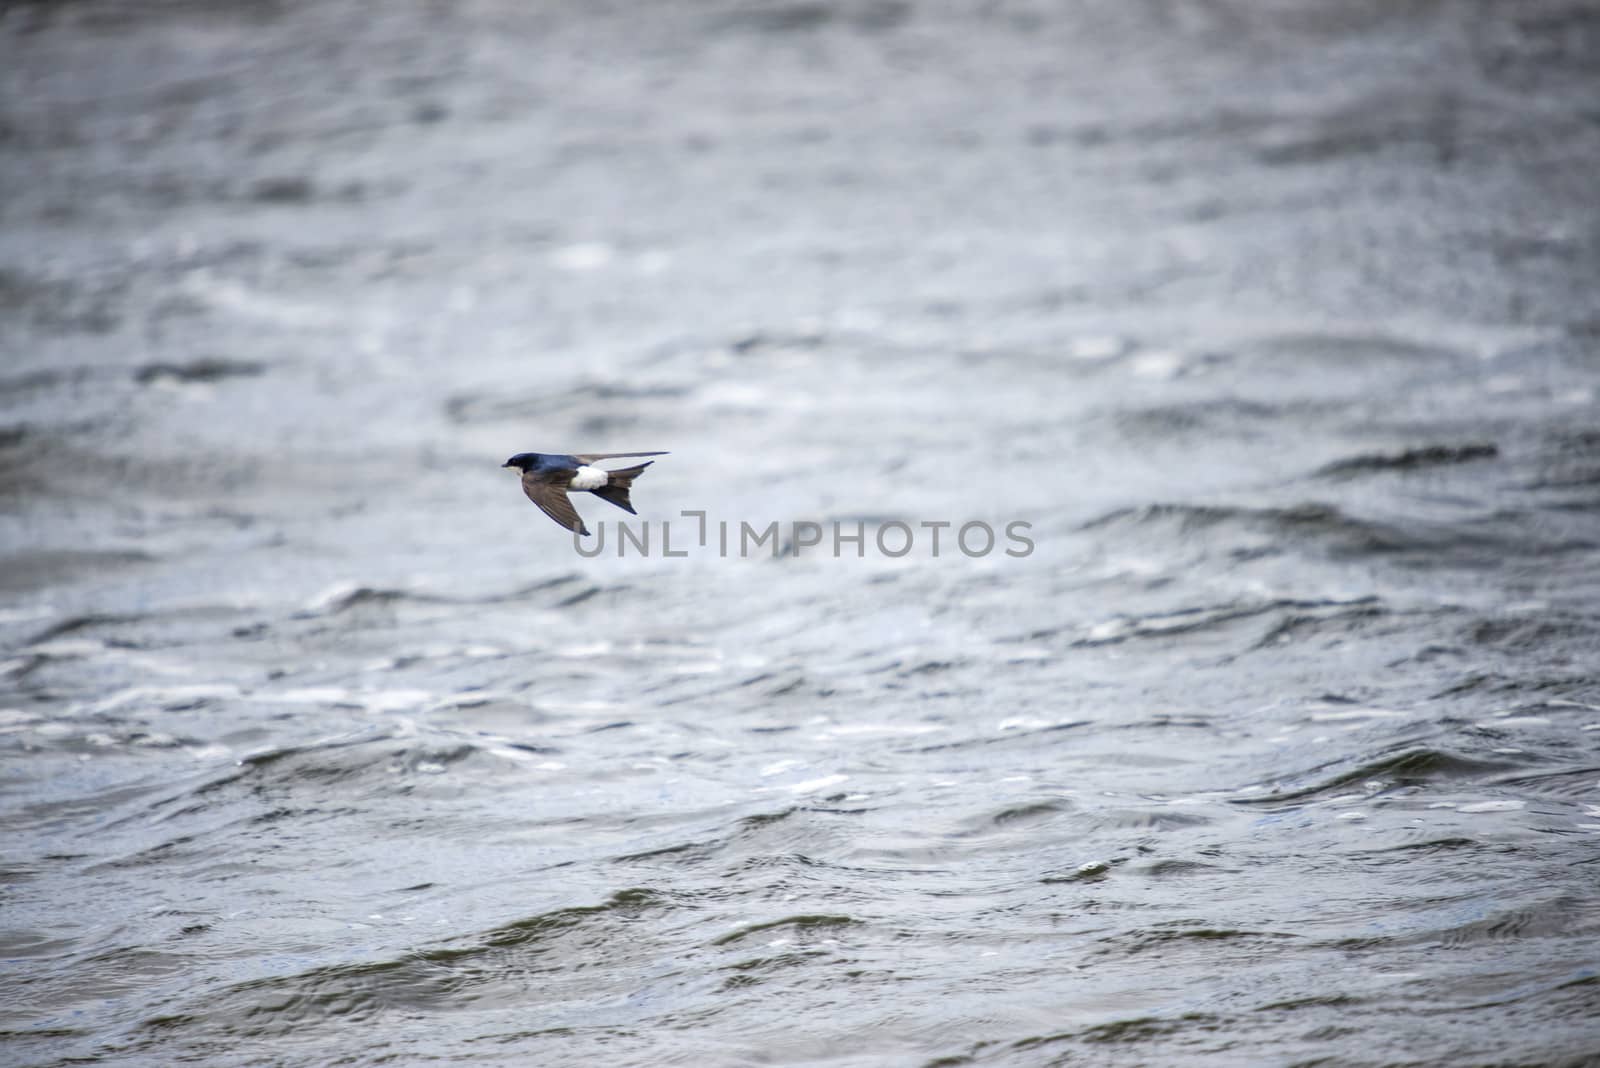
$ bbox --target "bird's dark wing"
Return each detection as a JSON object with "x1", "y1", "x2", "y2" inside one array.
[
  {"x1": 572, "y1": 451, "x2": 669, "y2": 463},
  {"x1": 521, "y1": 470, "x2": 590, "y2": 535}
]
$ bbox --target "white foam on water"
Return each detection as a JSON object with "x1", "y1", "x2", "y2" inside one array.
[
  {"x1": 267, "y1": 687, "x2": 360, "y2": 705},
  {"x1": 1309, "y1": 708, "x2": 1407, "y2": 722},
  {"x1": 1129, "y1": 350, "x2": 1186, "y2": 379},
  {"x1": 555, "y1": 642, "x2": 614, "y2": 659},
  {"x1": 361, "y1": 690, "x2": 435, "y2": 712},
  {"x1": 815, "y1": 723, "x2": 944, "y2": 738},
  {"x1": 182, "y1": 273, "x2": 333, "y2": 326},
  {"x1": 997, "y1": 717, "x2": 1051, "y2": 731},
  {"x1": 1066, "y1": 334, "x2": 1129, "y2": 360},
  {"x1": 1458, "y1": 800, "x2": 1526, "y2": 813},
  {"x1": 550, "y1": 242, "x2": 614, "y2": 271},
  {"x1": 760, "y1": 759, "x2": 803, "y2": 777},
  {"x1": 786, "y1": 774, "x2": 848, "y2": 794}
]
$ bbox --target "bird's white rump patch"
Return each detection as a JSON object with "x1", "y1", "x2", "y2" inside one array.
[{"x1": 569, "y1": 465, "x2": 608, "y2": 491}]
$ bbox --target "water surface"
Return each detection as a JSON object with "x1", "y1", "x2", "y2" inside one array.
[{"x1": 3, "y1": 2, "x2": 1599, "y2": 1065}]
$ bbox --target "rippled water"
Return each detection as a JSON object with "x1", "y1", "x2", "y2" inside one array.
[{"x1": 4, "y1": 2, "x2": 1600, "y2": 1065}]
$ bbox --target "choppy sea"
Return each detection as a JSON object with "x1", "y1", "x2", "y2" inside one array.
[{"x1": 3, "y1": 2, "x2": 1599, "y2": 1065}]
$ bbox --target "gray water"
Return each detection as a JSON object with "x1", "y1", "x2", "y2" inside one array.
[{"x1": 4, "y1": 2, "x2": 1600, "y2": 1065}]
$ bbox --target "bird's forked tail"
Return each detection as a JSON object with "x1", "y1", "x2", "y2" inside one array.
[{"x1": 590, "y1": 461, "x2": 653, "y2": 515}]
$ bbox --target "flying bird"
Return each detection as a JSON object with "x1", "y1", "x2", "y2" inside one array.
[{"x1": 503, "y1": 451, "x2": 668, "y2": 536}]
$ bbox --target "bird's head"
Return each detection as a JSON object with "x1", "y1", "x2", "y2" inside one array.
[{"x1": 502, "y1": 452, "x2": 540, "y2": 472}]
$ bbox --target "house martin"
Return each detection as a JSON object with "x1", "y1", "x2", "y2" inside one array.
[{"x1": 503, "y1": 451, "x2": 668, "y2": 536}]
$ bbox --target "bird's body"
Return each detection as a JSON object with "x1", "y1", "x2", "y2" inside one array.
[
  {"x1": 502, "y1": 451, "x2": 668, "y2": 536},
  {"x1": 567, "y1": 464, "x2": 610, "y2": 491}
]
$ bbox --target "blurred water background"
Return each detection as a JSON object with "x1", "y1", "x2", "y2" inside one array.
[{"x1": 3, "y1": 1, "x2": 1599, "y2": 1064}]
